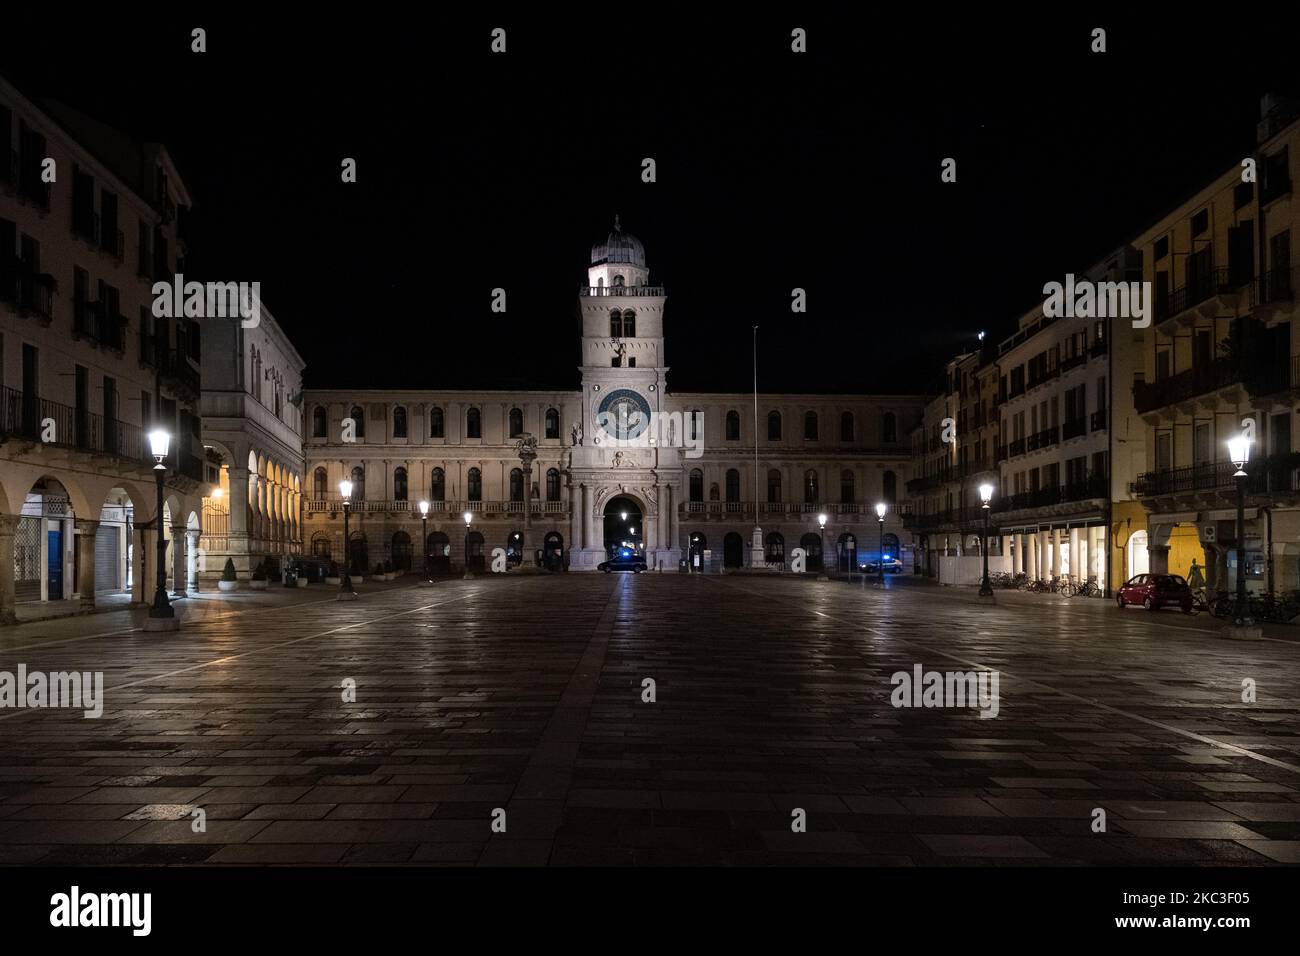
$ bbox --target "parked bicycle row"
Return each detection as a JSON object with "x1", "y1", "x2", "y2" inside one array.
[{"x1": 986, "y1": 571, "x2": 1103, "y2": 598}]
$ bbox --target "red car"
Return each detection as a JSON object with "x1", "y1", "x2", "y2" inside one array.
[{"x1": 1116, "y1": 573, "x2": 1193, "y2": 613}]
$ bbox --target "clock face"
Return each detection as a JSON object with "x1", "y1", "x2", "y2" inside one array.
[{"x1": 597, "y1": 388, "x2": 652, "y2": 441}]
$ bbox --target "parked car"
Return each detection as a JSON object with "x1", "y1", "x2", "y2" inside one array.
[
  {"x1": 598, "y1": 554, "x2": 647, "y2": 573},
  {"x1": 860, "y1": 557, "x2": 903, "y2": 574},
  {"x1": 1116, "y1": 573, "x2": 1193, "y2": 612}
]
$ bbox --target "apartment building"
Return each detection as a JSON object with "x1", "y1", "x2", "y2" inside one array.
[
  {"x1": 1132, "y1": 95, "x2": 1300, "y2": 594},
  {"x1": 0, "y1": 78, "x2": 203, "y2": 619}
]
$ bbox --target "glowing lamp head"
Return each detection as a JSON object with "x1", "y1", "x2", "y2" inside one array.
[
  {"x1": 210, "y1": 486, "x2": 223, "y2": 500},
  {"x1": 463, "y1": 511, "x2": 472, "y2": 526},
  {"x1": 148, "y1": 428, "x2": 170, "y2": 462},
  {"x1": 339, "y1": 479, "x2": 353, "y2": 499},
  {"x1": 620, "y1": 511, "x2": 628, "y2": 521},
  {"x1": 979, "y1": 482, "x2": 994, "y2": 506},
  {"x1": 875, "y1": 502, "x2": 887, "y2": 520},
  {"x1": 418, "y1": 500, "x2": 429, "y2": 517},
  {"x1": 1227, "y1": 435, "x2": 1252, "y2": 474},
  {"x1": 817, "y1": 513, "x2": 828, "y2": 528}
]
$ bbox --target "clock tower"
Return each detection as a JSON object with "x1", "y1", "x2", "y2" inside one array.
[{"x1": 569, "y1": 218, "x2": 682, "y2": 569}]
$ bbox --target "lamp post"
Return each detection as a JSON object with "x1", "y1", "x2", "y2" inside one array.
[
  {"x1": 337, "y1": 479, "x2": 356, "y2": 600},
  {"x1": 978, "y1": 482, "x2": 994, "y2": 598},
  {"x1": 145, "y1": 429, "x2": 177, "y2": 631},
  {"x1": 817, "y1": 513, "x2": 829, "y2": 580},
  {"x1": 1228, "y1": 435, "x2": 1252, "y2": 623},
  {"x1": 875, "y1": 502, "x2": 887, "y2": 587},
  {"x1": 463, "y1": 511, "x2": 474, "y2": 579},
  {"x1": 418, "y1": 500, "x2": 431, "y2": 582}
]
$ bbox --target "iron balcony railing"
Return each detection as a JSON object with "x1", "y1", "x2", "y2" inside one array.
[
  {"x1": 159, "y1": 348, "x2": 200, "y2": 396},
  {"x1": 1157, "y1": 267, "x2": 1240, "y2": 323},
  {"x1": 72, "y1": 299, "x2": 127, "y2": 350},
  {"x1": 991, "y1": 475, "x2": 1107, "y2": 513},
  {"x1": 1250, "y1": 264, "x2": 1296, "y2": 310},
  {"x1": 0, "y1": 385, "x2": 143, "y2": 461},
  {"x1": 1136, "y1": 457, "x2": 1300, "y2": 497},
  {"x1": 0, "y1": 259, "x2": 56, "y2": 320},
  {"x1": 1062, "y1": 417, "x2": 1087, "y2": 441},
  {"x1": 1133, "y1": 356, "x2": 1239, "y2": 414},
  {"x1": 1089, "y1": 337, "x2": 1108, "y2": 358},
  {"x1": 1090, "y1": 409, "x2": 1107, "y2": 431}
]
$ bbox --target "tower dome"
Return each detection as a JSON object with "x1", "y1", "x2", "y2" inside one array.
[{"x1": 591, "y1": 215, "x2": 645, "y2": 267}]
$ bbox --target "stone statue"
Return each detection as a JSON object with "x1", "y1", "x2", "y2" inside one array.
[{"x1": 571, "y1": 422, "x2": 583, "y2": 446}]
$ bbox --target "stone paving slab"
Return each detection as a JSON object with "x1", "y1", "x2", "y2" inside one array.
[{"x1": 1, "y1": 574, "x2": 1299, "y2": 865}]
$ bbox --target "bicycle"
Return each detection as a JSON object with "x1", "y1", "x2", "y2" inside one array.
[{"x1": 1074, "y1": 579, "x2": 1102, "y2": 598}]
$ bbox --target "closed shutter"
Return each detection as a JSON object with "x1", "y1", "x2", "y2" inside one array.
[{"x1": 94, "y1": 525, "x2": 120, "y2": 591}]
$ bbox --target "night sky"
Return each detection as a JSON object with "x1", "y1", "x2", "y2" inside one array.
[{"x1": 3, "y1": 10, "x2": 1297, "y2": 394}]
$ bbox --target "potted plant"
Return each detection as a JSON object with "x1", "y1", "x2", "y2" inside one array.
[
  {"x1": 374, "y1": 562, "x2": 384, "y2": 582},
  {"x1": 325, "y1": 560, "x2": 341, "y2": 586},
  {"x1": 383, "y1": 559, "x2": 394, "y2": 580},
  {"x1": 218, "y1": 558, "x2": 238, "y2": 592},
  {"x1": 249, "y1": 561, "x2": 268, "y2": 590},
  {"x1": 282, "y1": 557, "x2": 298, "y2": 588},
  {"x1": 350, "y1": 557, "x2": 364, "y2": 584}
]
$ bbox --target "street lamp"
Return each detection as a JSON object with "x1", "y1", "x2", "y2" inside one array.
[
  {"x1": 1228, "y1": 435, "x2": 1252, "y2": 623},
  {"x1": 463, "y1": 510, "x2": 474, "y2": 579},
  {"x1": 337, "y1": 479, "x2": 356, "y2": 599},
  {"x1": 418, "y1": 500, "x2": 430, "y2": 582},
  {"x1": 145, "y1": 428, "x2": 176, "y2": 630},
  {"x1": 875, "y1": 502, "x2": 887, "y2": 587},
  {"x1": 978, "y1": 482, "x2": 994, "y2": 598},
  {"x1": 816, "y1": 512, "x2": 829, "y2": 580}
]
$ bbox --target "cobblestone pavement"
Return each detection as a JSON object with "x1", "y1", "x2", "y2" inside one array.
[{"x1": 1, "y1": 574, "x2": 1299, "y2": 866}]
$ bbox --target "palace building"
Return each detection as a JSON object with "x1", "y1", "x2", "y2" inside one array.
[{"x1": 301, "y1": 223, "x2": 924, "y2": 575}]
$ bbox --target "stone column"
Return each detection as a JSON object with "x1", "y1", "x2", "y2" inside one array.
[
  {"x1": 585, "y1": 487, "x2": 598, "y2": 556},
  {"x1": 0, "y1": 515, "x2": 19, "y2": 624},
  {"x1": 187, "y1": 529, "x2": 201, "y2": 591},
  {"x1": 1013, "y1": 533, "x2": 1024, "y2": 575},
  {"x1": 1069, "y1": 527, "x2": 1081, "y2": 582},
  {"x1": 75, "y1": 519, "x2": 99, "y2": 610},
  {"x1": 172, "y1": 524, "x2": 188, "y2": 597},
  {"x1": 569, "y1": 481, "x2": 581, "y2": 552},
  {"x1": 135, "y1": 523, "x2": 154, "y2": 605}
]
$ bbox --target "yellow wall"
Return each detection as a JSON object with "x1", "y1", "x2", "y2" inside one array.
[
  {"x1": 1167, "y1": 524, "x2": 1204, "y2": 582},
  {"x1": 1109, "y1": 501, "x2": 1147, "y2": 592}
]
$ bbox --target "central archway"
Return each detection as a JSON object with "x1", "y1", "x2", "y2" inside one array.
[{"x1": 603, "y1": 495, "x2": 643, "y2": 559}]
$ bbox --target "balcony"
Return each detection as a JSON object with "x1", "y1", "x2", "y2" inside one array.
[
  {"x1": 992, "y1": 475, "x2": 1106, "y2": 514},
  {"x1": 1133, "y1": 357, "x2": 1239, "y2": 414},
  {"x1": 1089, "y1": 337, "x2": 1108, "y2": 358},
  {"x1": 1060, "y1": 353, "x2": 1087, "y2": 373},
  {"x1": 1156, "y1": 267, "x2": 1241, "y2": 327},
  {"x1": 305, "y1": 497, "x2": 570, "y2": 516},
  {"x1": 0, "y1": 259, "x2": 56, "y2": 321},
  {"x1": 1137, "y1": 456, "x2": 1300, "y2": 499},
  {"x1": 1026, "y1": 366, "x2": 1061, "y2": 391},
  {"x1": 0, "y1": 385, "x2": 144, "y2": 462},
  {"x1": 903, "y1": 508, "x2": 955, "y2": 531},
  {"x1": 72, "y1": 300, "x2": 127, "y2": 351},
  {"x1": 1008, "y1": 437, "x2": 1026, "y2": 457},
  {"x1": 580, "y1": 285, "x2": 664, "y2": 297},
  {"x1": 1026, "y1": 425, "x2": 1059, "y2": 452},
  {"x1": 1062, "y1": 417, "x2": 1087, "y2": 441},
  {"x1": 1090, "y1": 409, "x2": 1107, "y2": 432},
  {"x1": 158, "y1": 348, "x2": 201, "y2": 399},
  {"x1": 1250, "y1": 265, "x2": 1296, "y2": 319}
]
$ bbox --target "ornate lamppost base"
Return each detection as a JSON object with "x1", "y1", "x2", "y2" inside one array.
[
  {"x1": 143, "y1": 614, "x2": 180, "y2": 632},
  {"x1": 977, "y1": 590, "x2": 997, "y2": 604}
]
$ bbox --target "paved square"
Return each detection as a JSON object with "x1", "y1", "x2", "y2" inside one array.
[{"x1": 2, "y1": 575, "x2": 1299, "y2": 865}]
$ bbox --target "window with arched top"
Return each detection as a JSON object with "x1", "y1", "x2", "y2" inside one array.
[
  {"x1": 767, "y1": 468, "x2": 782, "y2": 503},
  {"x1": 882, "y1": 411, "x2": 898, "y2": 444},
  {"x1": 804, "y1": 469, "x2": 819, "y2": 504},
  {"x1": 621, "y1": 310, "x2": 636, "y2": 337},
  {"x1": 545, "y1": 408, "x2": 560, "y2": 439},
  {"x1": 609, "y1": 310, "x2": 622, "y2": 338},
  {"x1": 840, "y1": 411, "x2": 854, "y2": 442},
  {"x1": 546, "y1": 468, "x2": 561, "y2": 501},
  {"x1": 430, "y1": 406, "x2": 445, "y2": 438},
  {"x1": 467, "y1": 467, "x2": 482, "y2": 501},
  {"x1": 312, "y1": 406, "x2": 327, "y2": 438},
  {"x1": 393, "y1": 467, "x2": 408, "y2": 501},
  {"x1": 430, "y1": 467, "x2": 445, "y2": 502},
  {"x1": 767, "y1": 410, "x2": 782, "y2": 441},
  {"x1": 613, "y1": 274, "x2": 625, "y2": 287},
  {"x1": 840, "y1": 469, "x2": 855, "y2": 504},
  {"x1": 509, "y1": 407, "x2": 524, "y2": 438},
  {"x1": 466, "y1": 407, "x2": 482, "y2": 439},
  {"x1": 350, "y1": 406, "x2": 366, "y2": 438},
  {"x1": 725, "y1": 468, "x2": 741, "y2": 502},
  {"x1": 393, "y1": 406, "x2": 408, "y2": 439},
  {"x1": 689, "y1": 468, "x2": 704, "y2": 502},
  {"x1": 313, "y1": 466, "x2": 327, "y2": 500},
  {"x1": 804, "y1": 411, "x2": 819, "y2": 440},
  {"x1": 351, "y1": 466, "x2": 366, "y2": 501},
  {"x1": 883, "y1": 470, "x2": 897, "y2": 504},
  {"x1": 509, "y1": 468, "x2": 524, "y2": 501},
  {"x1": 726, "y1": 410, "x2": 740, "y2": 441}
]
